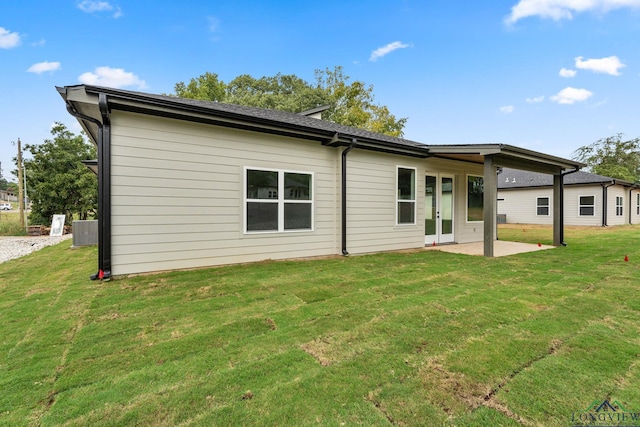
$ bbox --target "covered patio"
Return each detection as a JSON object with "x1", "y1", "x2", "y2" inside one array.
[
  {"x1": 425, "y1": 144, "x2": 585, "y2": 257},
  {"x1": 425, "y1": 240, "x2": 554, "y2": 257}
]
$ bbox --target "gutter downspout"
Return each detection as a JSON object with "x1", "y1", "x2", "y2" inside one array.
[
  {"x1": 602, "y1": 182, "x2": 614, "y2": 227},
  {"x1": 629, "y1": 186, "x2": 636, "y2": 225},
  {"x1": 341, "y1": 139, "x2": 357, "y2": 256},
  {"x1": 559, "y1": 168, "x2": 580, "y2": 246},
  {"x1": 98, "y1": 93, "x2": 112, "y2": 280},
  {"x1": 63, "y1": 97, "x2": 111, "y2": 280}
]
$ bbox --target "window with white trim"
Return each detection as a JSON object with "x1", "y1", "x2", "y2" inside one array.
[
  {"x1": 245, "y1": 168, "x2": 313, "y2": 232},
  {"x1": 467, "y1": 175, "x2": 483, "y2": 222},
  {"x1": 536, "y1": 197, "x2": 550, "y2": 216},
  {"x1": 579, "y1": 195, "x2": 595, "y2": 216},
  {"x1": 616, "y1": 196, "x2": 623, "y2": 216},
  {"x1": 397, "y1": 167, "x2": 416, "y2": 225}
]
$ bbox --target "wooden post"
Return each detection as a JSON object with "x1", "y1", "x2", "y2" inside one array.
[{"x1": 17, "y1": 138, "x2": 25, "y2": 229}]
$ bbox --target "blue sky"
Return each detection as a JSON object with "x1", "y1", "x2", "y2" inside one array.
[{"x1": 2, "y1": 0, "x2": 640, "y2": 181}]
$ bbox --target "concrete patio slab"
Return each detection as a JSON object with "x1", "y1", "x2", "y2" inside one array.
[{"x1": 424, "y1": 240, "x2": 554, "y2": 257}]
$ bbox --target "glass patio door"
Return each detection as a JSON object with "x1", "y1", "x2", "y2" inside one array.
[{"x1": 425, "y1": 174, "x2": 454, "y2": 245}]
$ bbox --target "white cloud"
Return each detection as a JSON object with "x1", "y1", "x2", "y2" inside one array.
[
  {"x1": 575, "y1": 55, "x2": 625, "y2": 75},
  {"x1": 27, "y1": 61, "x2": 61, "y2": 74},
  {"x1": 526, "y1": 96, "x2": 545, "y2": 103},
  {"x1": 559, "y1": 68, "x2": 577, "y2": 77},
  {"x1": 0, "y1": 27, "x2": 21, "y2": 49},
  {"x1": 31, "y1": 38, "x2": 46, "y2": 47},
  {"x1": 207, "y1": 16, "x2": 220, "y2": 32},
  {"x1": 77, "y1": 0, "x2": 111, "y2": 12},
  {"x1": 500, "y1": 105, "x2": 515, "y2": 114},
  {"x1": 78, "y1": 66, "x2": 147, "y2": 89},
  {"x1": 551, "y1": 87, "x2": 593, "y2": 104},
  {"x1": 505, "y1": 0, "x2": 640, "y2": 25},
  {"x1": 77, "y1": 1, "x2": 122, "y2": 18},
  {"x1": 369, "y1": 41, "x2": 410, "y2": 62}
]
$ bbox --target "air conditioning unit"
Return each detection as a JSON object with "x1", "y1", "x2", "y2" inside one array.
[{"x1": 72, "y1": 220, "x2": 98, "y2": 246}]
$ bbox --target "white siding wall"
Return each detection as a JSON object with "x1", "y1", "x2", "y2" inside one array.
[
  {"x1": 109, "y1": 112, "x2": 497, "y2": 274},
  {"x1": 563, "y1": 187, "x2": 602, "y2": 226},
  {"x1": 345, "y1": 150, "x2": 424, "y2": 254},
  {"x1": 498, "y1": 184, "x2": 639, "y2": 226},
  {"x1": 606, "y1": 185, "x2": 627, "y2": 226},
  {"x1": 345, "y1": 153, "x2": 485, "y2": 255},
  {"x1": 498, "y1": 188, "x2": 553, "y2": 225},
  {"x1": 110, "y1": 112, "x2": 340, "y2": 275}
]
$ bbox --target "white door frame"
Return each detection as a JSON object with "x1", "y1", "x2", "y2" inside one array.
[{"x1": 425, "y1": 173, "x2": 455, "y2": 245}]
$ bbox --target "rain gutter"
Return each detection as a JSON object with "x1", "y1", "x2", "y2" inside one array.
[
  {"x1": 63, "y1": 92, "x2": 112, "y2": 280},
  {"x1": 341, "y1": 139, "x2": 357, "y2": 256}
]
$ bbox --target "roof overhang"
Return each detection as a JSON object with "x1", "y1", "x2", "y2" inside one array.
[
  {"x1": 82, "y1": 159, "x2": 98, "y2": 175},
  {"x1": 426, "y1": 144, "x2": 584, "y2": 174},
  {"x1": 57, "y1": 85, "x2": 432, "y2": 159},
  {"x1": 57, "y1": 85, "x2": 584, "y2": 174}
]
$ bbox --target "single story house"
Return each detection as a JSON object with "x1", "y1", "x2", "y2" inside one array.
[
  {"x1": 0, "y1": 189, "x2": 16, "y2": 202},
  {"x1": 57, "y1": 85, "x2": 584, "y2": 279},
  {"x1": 498, "y1": 168, "x2": 640, "y2": 226}
]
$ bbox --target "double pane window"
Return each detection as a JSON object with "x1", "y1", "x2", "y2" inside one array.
[
  {"x1": 246, "y1": 169, "x2": 312, "y2": 232},
  {"x1": 579, "y1": 196, "x2": 595, "y2": 216},
  {"x1": 536, "y1": 197, "x2": 549, "y2": 216},
  {"x1": 616, "y1": 196, "x2": 623, "y2": 216}
]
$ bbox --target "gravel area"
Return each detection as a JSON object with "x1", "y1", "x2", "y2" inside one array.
[{"x1": 0, "y1": 235, "x2": 73, "y2": 264}]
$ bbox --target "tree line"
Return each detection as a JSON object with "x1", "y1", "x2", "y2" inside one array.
[{"x1": 173, "y1": 66, "x2": 407, "y2": 137}]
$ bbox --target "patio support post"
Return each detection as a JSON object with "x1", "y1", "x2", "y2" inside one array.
[
  {"x1": 553, "y1": 173, "x2": 563, "y2": 246},
  {"x1": 483, "y1": 155, "x2": 497, "y2": 257}
]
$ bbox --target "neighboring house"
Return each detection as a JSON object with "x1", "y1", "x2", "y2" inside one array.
[
  {"x1": 0, "y1": 189, "x2": 16, "y2": 202},
  {"x1": 498, "y1": 168, "x2": 640, "y2": 226},
  {"x1": 57, "y1": 85, "x2": 583, "y2": 279}
]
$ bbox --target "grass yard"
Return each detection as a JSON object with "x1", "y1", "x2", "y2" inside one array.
[
  {"x1": 0, "y1": 210, "x2": 27, "y2": 236},
  {"x1": 1, "y1": 225, "x2": 640, "y2": 426}
]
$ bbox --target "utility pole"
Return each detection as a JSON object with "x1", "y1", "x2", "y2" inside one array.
[{"x1": 17, "y1": 138, "x2": 25, "y2": 229}]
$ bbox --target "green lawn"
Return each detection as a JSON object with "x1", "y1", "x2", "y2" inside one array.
[
  {"x1": 1, "y1": 225, "x2": 639, "y2": 426},
  {"x1": 0, "y1": 210, "x2": 26, "y2": 236}
]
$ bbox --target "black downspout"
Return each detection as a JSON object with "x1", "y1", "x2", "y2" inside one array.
[
  {"x1": 98, "y1": 94, "x2": 112, "y2": 280},
  {"x1": 602, "y1": 182, "x2": 614, "y2": 227},
  {"x1": 63, "y1": 100, "x2": 108, "y2": 280},
  {"x1": 629, "y1": 187, "x2": 634, "y2": 225},
  {"x1": 341, "y1": 139, "x2": 356, "y2": 256}
]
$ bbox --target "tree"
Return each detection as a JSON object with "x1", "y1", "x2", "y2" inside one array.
[
  {"x1": 173, "y1": 72, "x2": 226, "y2": 102},
  {"x1": 173, "y1": 66, "x2": 407, "y2": 137},
  {"x1": 314, "y1": 66, "x2": 407, "y2": 137},
  {"x1": 22, "y1": 123, "x2": 97, "y2": 225},
  {"x1": 0, "y1": 176, "x2": 9, "y2": 191},
  {"x1": 572, "y1": 133, "x2": 640, "y2": 183},
  {"x1": 226, "y1": 73, "x2": 327, "y2": 113}
]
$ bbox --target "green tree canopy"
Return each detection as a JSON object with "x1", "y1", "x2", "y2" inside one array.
[
  {"x1": 173, "y1": 72, "x2": 226, "y2": 102},
  {"x1": 23, "y1": 123, "x2": 97, "y2": 225},
  {"x1": 572, "y1": 133, "x2": 640, "y2": 183},
  {"x1": 0, "y1": 176, "x2": 9, "y2": 191},
  {"x1": 173, "y1": 66, "x2": 407, "y2": 137}
]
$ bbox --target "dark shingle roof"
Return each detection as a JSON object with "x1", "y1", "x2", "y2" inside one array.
[
  {"x1": 58, "y1": 85, "x2": 586, "y2": 171},
  {"x1": 497, "y1": 167, "x2": 632, "y2": 189},
  {"x1": 81, "y1": 85, "x2": 430, "y2": 152}
]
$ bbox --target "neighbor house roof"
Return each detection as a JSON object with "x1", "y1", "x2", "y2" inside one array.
[
  {"x1": 57, "y1": 85, "x2": 584, "y2": 174},
  {"x1": 498, "y1": 167, "x2": 637, "y2": 189}
]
